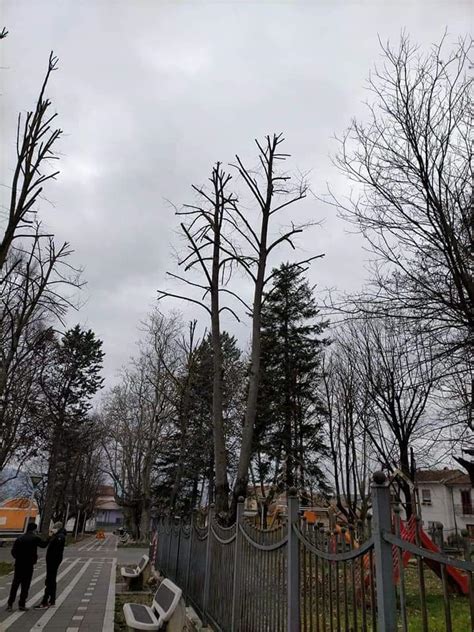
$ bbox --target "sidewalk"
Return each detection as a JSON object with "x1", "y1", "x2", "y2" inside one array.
[{"x1": 0, "y1": 534, "x2": 122, "y2": 632}]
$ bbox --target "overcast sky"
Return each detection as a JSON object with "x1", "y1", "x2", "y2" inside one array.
[{"x1": 1, "y1": 0, "x2": 470, "y2": 385}]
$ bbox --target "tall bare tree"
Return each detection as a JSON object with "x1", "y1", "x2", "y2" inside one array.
[
  {"x1": 321, "y1": 345, "x2": 373, "y2": 523},
  {"x1": 338, "y1": 314, "x2": 441, "y2": 516},
  {"x1": 230, "y1": 134, "x2": 323, "y2": 515},
  {"x1": 1, "y1": 52, "x2": 61, "y2": 270},
  {"x1": 160, "y1": 136, "x2": 323, "y2": 517},
  {"x1": 101, "y1": 311, "x2": 178, "y2": 538},
  {"x1": 330, "y1": 34, "x2": 472, "y2": 429},
  {"x1": 0, "y1": 44, "x2": 81, "y2": 474},
  {"x1": 158, "y1": 165, "x2": 240, "y2": 514}
]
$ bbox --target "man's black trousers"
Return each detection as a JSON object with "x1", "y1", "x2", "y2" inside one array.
[
  {"x1": 8, "y1": 563, "x2": 34, "y2": 607},
  {"x1": 41, "y1": 561, "x2": 61, "y2": 605}
]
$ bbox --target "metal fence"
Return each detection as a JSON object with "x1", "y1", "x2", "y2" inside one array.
[{"x1": 152, "y1": 472, "x2": 474, "y2": 631}]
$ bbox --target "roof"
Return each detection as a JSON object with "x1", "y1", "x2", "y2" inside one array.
[
  {"x1": 95, "y1": 499, "x2": 122, "y2": 511},
  {"x1": 97, "y1": 485, "x2": 115, "y2": 497},
  {"x1": 445, "y1": 473, "x2": 472, "y2": 487},
  {"x1": 0, "y1": 498, "x2": 38, "y2": 509},
  {"x1": 415, "y1": 469, "x2": 471, "y2": 486},
  {"x1": 94, "y1": 485, "x2": 122, "y2": 511}
]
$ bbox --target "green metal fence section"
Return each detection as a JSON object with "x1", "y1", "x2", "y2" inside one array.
[{"x1": 153, "y1": 473, "x2": 474, "y2": 632}]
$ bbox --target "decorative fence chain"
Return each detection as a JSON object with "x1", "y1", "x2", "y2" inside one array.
[{"x1": 152, "y1": 473, "x2": 474, "y2": 631}]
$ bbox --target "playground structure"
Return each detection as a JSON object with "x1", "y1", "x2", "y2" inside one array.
[
  {"x1": 247, "y1": 474, "x2": 470, "y2": 599},
  {"x1": 394, "y1": 515, "x2": 469, "y2": 595},
  {"x1": 330, "y1": 515, "x2": 469, "y2": 596}
]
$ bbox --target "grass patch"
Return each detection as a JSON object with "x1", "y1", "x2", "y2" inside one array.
[
  {"x1": 0, "y1": 561, "x2": 13, "y2": 576},
  {"x1": 112, "y1": 560, "x2": 471, "y2": 630},
  {"x1": 402, "y1": 564, "x2": 470, "y2": 631},
  {"x1": 115, "y1": 592, "x2": 151, "y2": 632},
  {"x1": 304, "y1": 558, "x2": 470, "y2": 631}
]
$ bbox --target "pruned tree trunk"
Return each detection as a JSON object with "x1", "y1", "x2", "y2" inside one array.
[
  {"x1": 41, "y1": 432, "x2": 61, "y2": 535},
  {"x1": 210, "y1": 211, "x2": 229, "y2": 514},
  {"x1": 158, "y1": 165, "x2": 237, "y2": 516},
  {"x1": 233, "y1": 260, "x2": 266, "y2": 508},
  {"x1": 230, "y1": 134, "x2": 318, "y2": 519}
]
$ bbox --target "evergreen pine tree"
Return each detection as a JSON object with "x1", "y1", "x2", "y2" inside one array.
[
  {"x1": 255, "y1": 263, "x2": 329, "y2": 501},
  {"x1": 154, "y1": 331, "x2": 245, "y2": 512},
  {"x1": 38, "y1": 325, "x2": 104, "y2": 532}
]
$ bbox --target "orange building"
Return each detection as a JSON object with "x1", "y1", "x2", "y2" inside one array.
[{"x1": 0, "y1": 498, "x2": 39, "y2": 535}]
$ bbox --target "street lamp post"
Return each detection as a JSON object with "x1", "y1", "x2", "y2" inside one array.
[{"x1": 24, "y1": 474, "x2": 43, "y2": 533}]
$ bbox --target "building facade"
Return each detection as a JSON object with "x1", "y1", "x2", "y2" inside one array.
[
  {"x1": 94, "y1": 485, "x2": 123, "y2": 528},
  {"x1": 415, "y1": 469, "x2": 473, "y2": 540}
]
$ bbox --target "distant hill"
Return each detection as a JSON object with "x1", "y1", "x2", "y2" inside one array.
[{"x1": 0, "y1": 468, "x2": 30, "y2": 502}]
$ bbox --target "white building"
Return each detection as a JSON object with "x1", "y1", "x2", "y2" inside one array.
[{"x1": 415, "y1": 469, "x2": 473, "y2": 540}]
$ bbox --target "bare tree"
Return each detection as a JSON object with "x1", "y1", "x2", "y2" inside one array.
[
  {"x1": 1, "y1": 52, "x2": 61, "y2": 270},
  {"x1": 230, "y1": 134, "x2": 323, "y2": 515},
  {"x1": 0, "y1": 45, "x2": 82, "y2": 474},
  {"x1": 160, "y1": 136, "x2": 323, "y2": 518},
  {"x1": 101, "y1": 311, "x2": 178, "y2": 539},
  {"x1": 321, "y1": 346, "x2": 373, "y2": 523},
  {"x1": 329, "y1": 34, "x2": 472, "y2": 428},
  {"x1": 0, "y1": 234, "x2": 80, "y2": 475},
  {"x1": 158, "y1": 165, "x2": 240, "y2": 514},
  {"x1": 338, "y1": 314, "x2": 441, "y2": 516}
]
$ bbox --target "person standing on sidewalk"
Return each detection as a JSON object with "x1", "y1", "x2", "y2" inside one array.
[
  {"x1": 35, "y1": 521, "x2": 67, "y2": 609},
  {"x1": 7, "y1": 522, "x2": 49, "y2": 611}
]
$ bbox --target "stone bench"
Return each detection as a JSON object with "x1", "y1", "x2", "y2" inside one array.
[
  {"x1": 123, "y1": 578, "x2": 182, "y2": 631},
  {"x1": 120, "y1": 554, "x2": 149, "y2": 590}
]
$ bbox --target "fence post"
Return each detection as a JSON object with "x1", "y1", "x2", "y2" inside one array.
[
  {"x1": 287, "y1": 487, "x2": 300, "y2": 632},
  {"x1": 202, "y1": 504, "x2": 214, "y2": 625},
  {"x1": 159, "y1": 519, "x2": 164, "y2": 569},
  {"x1": 185, "y1": 514, "x2": 194, "y2": 595},
  {"x1": 434, "y1": 522, "x2": 444, "y2": 550},
  {"x1": 231, "y1": 497, "x2": 244, "y2": 631},
  {"x1": 175, "y1": 517, "x2": 182, "y2": 582},
  {"x1": 166, "y1": 516, "x2": 172, "y2": 574},
  {"x1": 371, "y1": 471, "x2": 397, "y2": 632}
]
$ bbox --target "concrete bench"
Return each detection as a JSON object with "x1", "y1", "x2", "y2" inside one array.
[
  {"x1": 120, "y1": 554, "x2": 149, "y2": 590},
  {"x1": 123, "y1": 578, "x2": 182, "y2": 631}
]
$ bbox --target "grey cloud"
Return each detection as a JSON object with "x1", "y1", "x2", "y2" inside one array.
[{"x1": 1, "y1": 0, "x2": 469, "y2": 383}]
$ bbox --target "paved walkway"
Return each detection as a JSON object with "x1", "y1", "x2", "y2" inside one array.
[{"x1": 0, "y1": 534, "x2": 145, "y2": 632}]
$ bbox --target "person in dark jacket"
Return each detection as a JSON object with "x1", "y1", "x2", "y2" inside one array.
[
  {"x1": 7, "y1": 522, "x2": 48, "y2": 611},
  {"x1": 35, "y1": 522, "x2": 67, "y2": 608}
]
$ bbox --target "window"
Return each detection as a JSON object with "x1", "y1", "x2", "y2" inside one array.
[
  {"x1": 461, "y1": 490, "x2": 473, "y2": 515},
  {"x1": 421, "y1": 489, "x2": 432, "y2": 505}
]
